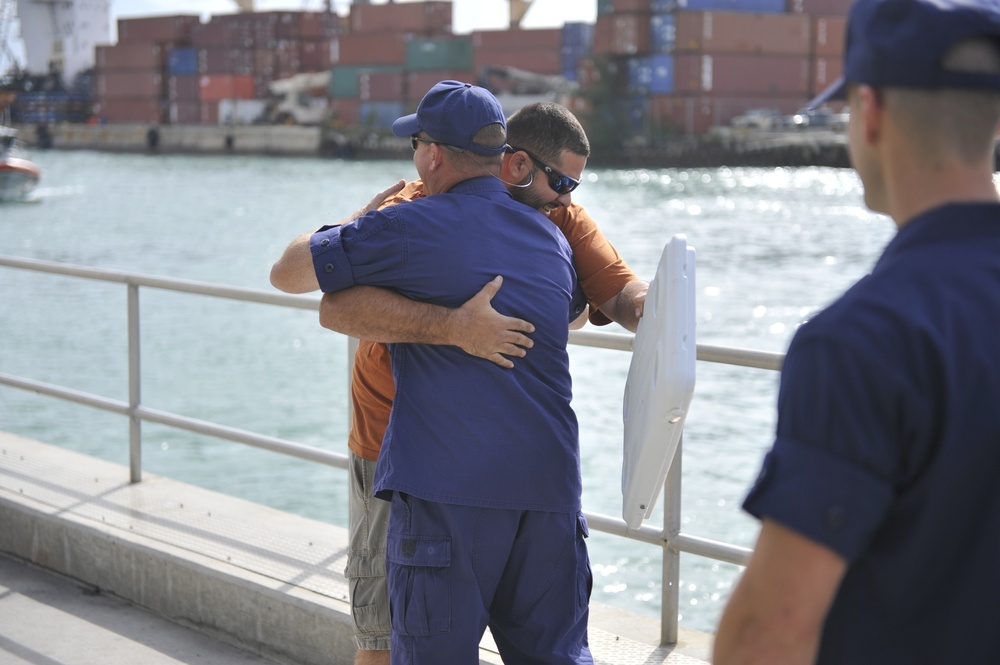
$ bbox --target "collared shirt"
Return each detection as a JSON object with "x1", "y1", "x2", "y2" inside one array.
[
  {"x1": 311, "y1": 176, "x2": 585, "y2": 513},
  {"x1": 743, "y1": 203, "x2": 1000, "y2": 663}
]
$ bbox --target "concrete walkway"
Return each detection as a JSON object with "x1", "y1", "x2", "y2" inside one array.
[{"x1": 0, "y1": 431, "x2": 712, "y2": 665}]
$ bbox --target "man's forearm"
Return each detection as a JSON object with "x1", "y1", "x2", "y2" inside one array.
[
  {"x1": 599, "y1": 279, "x2": 649, "y2": 333},
  {"x1": 270, "y1": 231, "x2": 320, "y2": 294},
  {"x1": 319, "y1": 286, "x2": 455, "y2": 343}
]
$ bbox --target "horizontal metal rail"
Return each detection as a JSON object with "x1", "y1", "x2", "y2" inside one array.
[{"x1": 1, "y1": 254, "x2": 773, "y2": 643}]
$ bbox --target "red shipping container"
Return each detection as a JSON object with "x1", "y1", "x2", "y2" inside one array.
[
  {"x1": 674, "y1": 11, "x2": 811, "y2": 56},
  {"x1": 592, "y1": 13, "x2": 651, "y2": 56},
  {"x1": 198, "y1": 47, "x2": 256, "y2": 75},
  {"x1": 473, "y1": 48, "x2": 562, "y2": 77},
  {"x1": 167, "y1": 74, "x2": 200, "y2": 102},
  {"x1": 96, "y1": 98, "x2": 165, "y2": 124},
  {"x1": 674, "y1": 53, "x2": 810, "y2": 95},
  {"x1": 787, "y1": 0, "x2": 851, "y2": 16},
  {"x1": 359, "y1": 70, "x2": 405, "y2": 102},
  {"x1": 201, "y1": 101, "x2": 219, "y2": 125},
  {"x1": 470, "y1": 28, "x2": 562, "y2": 51},
  {"x1": 812, "y1": 56, "x2": 843, "y2": 95},
  {"x1": 96, "y1": 70, "x2": 164, "y2": 100},
  {"x1": 274, "y1": 40, "x2": 302, "y2": 73},
  {"x1": 199, "y1": 74, "x2": 256, "y2": 101},
  {"x1": 612, "y1": 0, "x2": 653, "y2": 11},
  {"x1": 812, "y1": 16, "x2": 846, "y2": 57},
  {"x1": 406, "y1": 70, "x2": 477, "y2": 101},
  {"x1": 117, "y1": 15, "x2": 201, "y2": 44},
  {"x1": 96, "y1": 43, "x2": 168, "y2": 71},
  {"x1": 349, "y1": 1, "x2": 452, "y2": 35},
  {"x1": 169, "y1": 100, "x2": 201, "y2": 124},
  {"x1": 336, "y1": 33, "x2": 408, "y2": 66},
  {"x1": 300, "y1": 39, "x2": 334, "y2": 70},
  {"x1": 329, "y1": 98, "x2": 362, "y2": 128},
  {"x1": 647, "y1": 93, "x2": 803, "y2": 135}
]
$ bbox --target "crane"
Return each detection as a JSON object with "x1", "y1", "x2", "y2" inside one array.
[
  {"x1": 0, "y1": 0, "x2": 17, "y2": 74},
  {"x1": 509, "y1": 0, "x2": 533, "y2": 28},
  {"x1": 233, "y1": 0, "x2": 254, "y2": 11}
]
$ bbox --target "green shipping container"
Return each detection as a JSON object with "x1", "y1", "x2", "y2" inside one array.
[
  {"x1": 405, "y1": 38, "x2": 474, "y2": 72},
  {"x1": 329, "y1": 66, "x2": 401, "y2": 99}
]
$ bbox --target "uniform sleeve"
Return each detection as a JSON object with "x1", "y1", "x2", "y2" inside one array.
[
  {"x1": 742, "y1": 331, "x2": 901, "y2": 562},
  {"x1": 310, "y1": 208, "x2": 407, "y2": 293},
  {"x1": 548, "y1": 204, "x2": 638, "y2": 326}
]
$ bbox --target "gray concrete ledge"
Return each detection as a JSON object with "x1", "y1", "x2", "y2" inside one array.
[{"x1": 0, "y1": 431, "x2": 711, "y2": 665}]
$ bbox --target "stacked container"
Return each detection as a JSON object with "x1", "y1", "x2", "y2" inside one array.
[{"x1": 589, "y1": 0, "x2": 851, "y2": 136}]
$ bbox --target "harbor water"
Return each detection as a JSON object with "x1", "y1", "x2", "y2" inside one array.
[{"x1": 0, "y1": 149, "x2": 892, "y2": 634}]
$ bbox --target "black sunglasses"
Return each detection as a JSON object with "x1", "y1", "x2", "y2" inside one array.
[
  {"x1": 508, "y1": 146, "x2": 581, "y2": 195},
  {"x1": 411, "y1": 135, "x2": 465, "y2": 153}
]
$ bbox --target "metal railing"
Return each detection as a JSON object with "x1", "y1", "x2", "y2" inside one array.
[{"x1": 0, "y1": 254, "x2": 783, "y2": 645}]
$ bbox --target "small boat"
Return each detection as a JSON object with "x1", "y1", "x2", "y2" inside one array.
[{"x1": 0, "y1": 126, "x2": 41, "y2": 201}]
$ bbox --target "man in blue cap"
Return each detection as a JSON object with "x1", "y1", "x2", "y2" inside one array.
[
  {"x1": 273, "y1": 80, "x2": 593, "y2": 664},
  {"x1": 714, "y1": 1, "x2": 1000, "y2": 663}
]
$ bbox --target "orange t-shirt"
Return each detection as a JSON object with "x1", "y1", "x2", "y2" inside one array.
[{"x1": 347, "y1": 180, "x2": 638, "y2": 460}]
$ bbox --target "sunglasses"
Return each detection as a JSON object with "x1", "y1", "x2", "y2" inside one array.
[
  {"x1": 508, "y1": 146, "x2": 581, "y2": 195},
  {"x1": 411, "y1": 135, "x2": 465, "y2": 153}
]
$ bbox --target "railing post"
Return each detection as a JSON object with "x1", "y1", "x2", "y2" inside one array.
[
  {"x1": 661, "y1": 436, "x2": 682, "y2": 645},
  {"x1": 127, "y1": 282, "x2": 142, "y2": 484},
  {"x1": 347, "y1": 336, "x2": 358, "y2": 437}
]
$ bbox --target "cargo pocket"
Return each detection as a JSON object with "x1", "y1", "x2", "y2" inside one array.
[
  {"x1": 576, "y1": 512, "x2": 593, "y2": 608},
  {"x1": 386, "y1": 531, "x2": 452, "y2": 637}
]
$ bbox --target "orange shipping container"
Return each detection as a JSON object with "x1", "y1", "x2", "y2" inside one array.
[
  {"x1": 96, "y1": 43, "x2": 168, "y2": 71},
  {"x1": 593, "y1": 14, "x2": 651, "y2": 56},
  {"x1": 673, "y1": 53, "x2": 810, "y2": 95},
  {"x1": 470, "y1": 28, "x2": 562, "y2": 51},
  {"x1": 349, "y1": 1, "x2": 452, "y2": 35},
  {"x1": 96, "y1": 70, "x2": 165, "y2": 100},
  {"x1": 335, "y1": 33, "x2": 407, "y2": 67},
  {"x1": 674, "y1": 11, "x2": 812, "y2": 56},
  {"x1": 117, "y1": 15, "x2": 201, "y2": 44},
  {"x1": 96, "y1": 98, "x2": 165, "y2": 124},
  {"x1": 812, "y1": 17, "x2": 846, "y2": 57},
  {"x1": 199, "y1": 74, "x2": 256, "y2": 101}
]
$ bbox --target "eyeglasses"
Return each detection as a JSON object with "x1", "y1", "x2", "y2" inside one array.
[
  {"x1": 411, "y1": 135, "x2": 465, "y2": 153},
  {"x1": 508, "y1": 146, "x2": 581, "y2": 195}
]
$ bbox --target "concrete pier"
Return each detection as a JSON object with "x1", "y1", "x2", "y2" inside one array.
[{"x1": 0, "y1": 431, "x2": 712, "y2": 665}]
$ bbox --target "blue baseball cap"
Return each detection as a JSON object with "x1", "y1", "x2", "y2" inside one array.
[
  {"x1": 808, "y1": 0, "x2": 1000, "y2": 109},
  {"x1": 391, "y1": 80, "x2": 507, "y2": 156}
]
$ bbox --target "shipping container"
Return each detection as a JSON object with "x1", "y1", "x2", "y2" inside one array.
[
  {"x1": 672, "y1": 0, "x2": 787, "y2": 12},
  {"x1": 300, "y1": 39, "x2": 335, "y2": 70},
  {"x1": 674, "y1": 11, "x2": 811, "y2": 55},
  {"x1": 613, "y1": 0, "x2": 654, "y2": 11},
  {"x1": 167, "y1": 74, "x2": 200, "y2": 102},
  {"x1": 812, "y1": 56, "x2": 843, "y2": 95},
  {"x1": 117, "y1": 15, "x2": 201, "y2": 44},
  {"x1": 96, "y1": 98, "x2": 165, "y2": 124},
  {"x1": 168, "y1": 47, "x2": 199, "y2": 75},
  {"x1": 330, "y1": 65, "x2": 400, "y2": 98},
  {"x1": 627, "y1": 54, "x2": 674, "y2": 94},
  {"x1": 197, "y1": 47, "x2": 256, "y2": 75},
  {"x1": 96, "y1": 43, "x2": 167, "y2": 71},
  {"x1": 594, "y1": 13, "x2": 652, "y2": 56},
  {"x1": 335, "y1": 33, "x2": 408, "y2": 67},
  {"x1": 473, "y1": 48, "x2": 563, "y2": 76},
  {"x1": 647, "y1": 92, "x2": 803, "y2": 134},
  {"x1": 329, "y1": 98, "x2": 362, "y2": 128},
  {"x1": 598, "y1": 0, "x2": 616, "y2": 16},
  {"x1": 787, "y1": 0, "x2": 851, "y2": 16},
  {"x1": 673, "y1": 53, "x2": 810, "y2": 94},
  {"x1": 358, "y1": 101, "x2": 406, "y2": 131},
  {"x1": 168, "y1": 100, "x2": 201, "y2": 124},
  {"x1": 406, "y1": 38, "x2": 474, "y2": 71},
  {"x1": 199, "y1": 74, "x2": 256, "y2": 102},
  {"x1": 471, "y1": 28, "x2": 562, "y2": 51},
  {"x1": 350, "y1": 1, "x2": 452, "y2": 35},
  {"x1": 563, "y1": 23, "x2": 595, "y2": 49},
  {"x1": 359, "y1": 70, "x2": 405, "y2": 102},
  {"x1": 651, "y1": 13, "x2": 676, "y2": 54},
  {"x1": 562, "y1": 43, "x2": 591, "y2": 81},
  {"x1": 96, "y1": 70, "x2": 165, "y2": 100},
  {"x1": 812, "y1": 16, "x2": 846, "y2": 57}
]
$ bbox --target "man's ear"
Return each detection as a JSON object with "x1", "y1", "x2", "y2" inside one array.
[
  {"x1": 858, "y1": 84, "x2": 883, "y2": 147},
  {"x1": 506, "y1": 150, "x2": 532, "y2": 180}
]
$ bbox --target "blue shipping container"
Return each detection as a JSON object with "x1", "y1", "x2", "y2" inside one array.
[
  {"x1": 561, "y1": 43, "x2": 589, "y2": 82},
  {"x1": 651, "y1": 13, "x2": 676, "y2": 54},
  {"x1": 359, "y1": 101, "x2": 405, "y2": 131},
  {"x1": 627, "y1": 54, "x2": 674, "y2": 95},
  {"x1": 562, "y1": 22, "x2": 595, "y2": 49},
  {"x1": 663, "y1": 0, "x2": 787, "y2": 12},
  {"x1": 168, "y1": 47, "x2": 198, "y2": 76}
]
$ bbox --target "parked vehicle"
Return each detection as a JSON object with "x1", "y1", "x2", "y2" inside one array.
[
  {"x1": 790, "y1": 106, "x2": 850, "y2": 131},
  {"x1": 730, "y1": 108, "x2": 783, "y2": 131}
]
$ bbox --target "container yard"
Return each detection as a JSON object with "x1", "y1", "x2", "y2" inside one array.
[{"x1": 0, "y1": 0, "x2": 853, "y2": 163}]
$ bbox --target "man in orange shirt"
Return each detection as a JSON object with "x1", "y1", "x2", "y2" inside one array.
[{"x1": 273, "y1": 102, "x2": 647, "y2": 665}]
